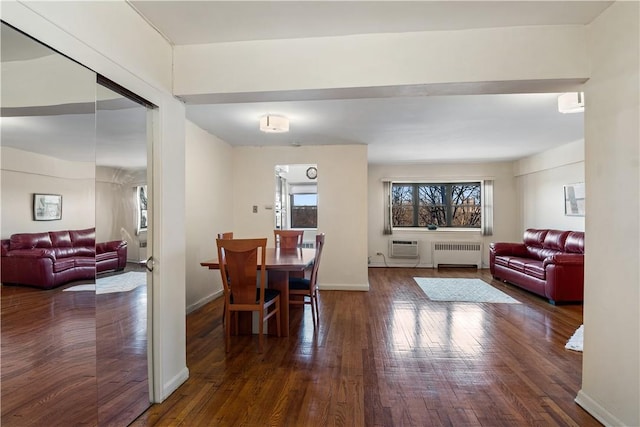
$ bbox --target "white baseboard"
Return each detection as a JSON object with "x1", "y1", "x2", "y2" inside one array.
[
  {"x1": 575, "y1": 389, "x2": 627, "y2": 426},
  {"x1": 186, "y1": 289, "x2": 223, "y2": 314},
  {"x1": 156, "y1": 366, "x2": 189, "y2": 403},
  {"x1": 318, "y1": 282, "x2": 370, "y2": 291}
]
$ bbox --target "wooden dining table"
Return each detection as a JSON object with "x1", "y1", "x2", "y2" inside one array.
[{"x1": 200, "y1": 247, "x2": 316, "y2": 337}]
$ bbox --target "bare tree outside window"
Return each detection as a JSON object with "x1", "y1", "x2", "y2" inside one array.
[{"x1": 391, "y1": 182, "x2": 481, "y2": 228}]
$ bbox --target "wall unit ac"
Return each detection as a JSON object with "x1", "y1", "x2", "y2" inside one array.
[
  {"x1": 389, "y1": 240, "x2": 419, "y2": 258},
  {"x1": 433, "y1": 242, "x2": 482, "y2": 267}
]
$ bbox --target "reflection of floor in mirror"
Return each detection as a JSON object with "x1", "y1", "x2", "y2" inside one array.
[{"x1": 0, "y1": 261, "x2": 150, "y2": 427}]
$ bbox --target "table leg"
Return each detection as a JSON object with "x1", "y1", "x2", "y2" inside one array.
[{"x1": 267, "y1": 270, "x2": 289, "y2": 337}]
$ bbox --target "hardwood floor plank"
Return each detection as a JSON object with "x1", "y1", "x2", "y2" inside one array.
[{"x1": 132, "y1": 268, "x2": 600, "y2": 427}]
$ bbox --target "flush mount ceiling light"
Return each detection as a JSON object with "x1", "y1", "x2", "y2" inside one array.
[
  {"x1": 558, "y1": 92, "x2": 585, "y2": 113},
  {"x1": 260, "y1": 115, "x2": 289, "y2": 133}
]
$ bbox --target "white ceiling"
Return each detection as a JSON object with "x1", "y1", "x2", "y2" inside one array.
[
  {"x1": 128, "y1": 0, "x2": 602, "y2": 163},
  {"x1": 3, "y1": 2, "x2": 608, "y2": 166}
]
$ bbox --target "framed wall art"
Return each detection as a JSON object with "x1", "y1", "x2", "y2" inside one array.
[
  {"x1": 33, "y1": 194, "x2": 62, "y2": 221},
  {"x1": 564, "y1": 183, "x2": 585, "y2": 216}
]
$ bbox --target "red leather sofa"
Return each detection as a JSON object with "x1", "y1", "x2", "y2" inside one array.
[
  {"x1": 1, "y1": 228, "x2": 127, "y2": 289},
  {"x1": 489, "y1": 229, "x2": 585, "y2": 304}
]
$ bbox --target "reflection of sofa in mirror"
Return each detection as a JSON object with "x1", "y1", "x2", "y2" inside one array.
[{"x1": 1, "y1": 228, "x2": 127, "y2": 289}]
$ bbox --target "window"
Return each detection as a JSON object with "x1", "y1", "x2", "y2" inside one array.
[
  {"x1": 290, "y1": 193, "x2": 317, "y2": 228},
  {"x1": 391, "y1": 182, "x2": 481, "y2": 228}
]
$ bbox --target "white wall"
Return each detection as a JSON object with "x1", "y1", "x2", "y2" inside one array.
[
  {"x1": 578, "y1": 2, "x2": 640, "y2": 426},
  {"x1": 96, "y1": 166, "x2": 146, "y2": 260},
  {"x1": 232, "y1": 145, "x2": 369, "y2": 290},
  {"x1": 1, "y1": 147, "x2": 94, "y2": 238},
  {"x1": 1, "y1": 1, "x2": 187, "y2": 402},
  {"x1": 515, "y1": 140, "x2": 585, "y2": 232},
  {"x1": 368, "y1": 162, "x2": 518, "y2": 268},
  {"x1": 185, "y1": 120, "x2": 234, "y2": 313},
  {"x1": 175, "y1": 25, "x2": 587, "y2": 97}
]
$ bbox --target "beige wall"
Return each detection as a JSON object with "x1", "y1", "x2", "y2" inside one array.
[
  {"x1": 185, "y1": 120, "x2": 234, "y2": 313},
  {"x1": 232, "y1": 144, "x2": 369, "y2": 290},
  {"x1": 515, "y1": 140, "x2": 585, "y2": 232},
  {"x1": 1, "y1": 147, "x2": 94, "y2": 238},
  {"x1": 96, "y1": 166, "x2": 146, "y2": 261},
  {"x1": 368, "y1": 161, "x2": 518, "y2": 268},
  {"x1": 578, "y1": 2, "x2": 640, "y2": 425},
  {"x1": 175, "y1": 25, "x2": 587, "y2": 97}
]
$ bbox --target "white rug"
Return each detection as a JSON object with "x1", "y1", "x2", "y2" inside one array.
[
  {"x1": 565, "y1": 325, "x2": 584, "y2": 352},
  {"x1": 64, "y1": 271, "x2": 146, "y2": 294},
  {"x1": 414, "y1": 277, "x2": 521, "y2": 304}
]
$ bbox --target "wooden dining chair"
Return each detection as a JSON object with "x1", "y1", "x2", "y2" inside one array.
[
  {"x1": 217, "y1": 232, "x2": 233, "y2": 240},
  {"x1": 274, "y1": 229, "x2": 304, "y2": 249},
  {"x1": 217, "y1": 232, "x2": 234, "y2": 324},
  {"x1": 288, "y1": 233, "x2": 325, "y2": 326},
  {"x1": 216, "y1": 237, "x2": 280, "y2": 353}
]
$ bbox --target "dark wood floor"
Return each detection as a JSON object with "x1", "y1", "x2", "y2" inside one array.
[
  {"x1": 133, "y1": 268, "x2": 600, "y2": 427},
  {"x1": 1, "y1": 264, "x2": 149, "y2": 427}
]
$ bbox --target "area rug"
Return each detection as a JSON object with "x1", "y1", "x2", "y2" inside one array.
[
  {"x1": 565, "y1": 324, "x2": 584, "y2": 352},
  {"x1": 63, "y1": 271, "x2": 146, "y2": 294},
  {"x1": 413, "y1": 277, "x2": 521, "y2": 304}
]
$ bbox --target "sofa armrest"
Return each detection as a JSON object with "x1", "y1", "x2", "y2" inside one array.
[
  {"x1": 490, "y1": 242, "x2": 528, "y2": 256},
  {"x1": 97, "y1": 240, "x2": 127, "y2": 254},
  {"x1": 5, "y1": 248, "x2": 56, "y2": 261},
  {"x1": 543, "y1": 253, "x2": 584, "y2": 268}
]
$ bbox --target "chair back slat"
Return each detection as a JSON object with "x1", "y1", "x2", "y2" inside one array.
[
  {"x1": 274, "y1": 229, "x2": 304, "y2": 249},
  {"x1": 217, "y1": 238, "x2": 267, "y2": 305},
  {"x1": 309, "y1": 233, "x2": 325, "y2": 291}
]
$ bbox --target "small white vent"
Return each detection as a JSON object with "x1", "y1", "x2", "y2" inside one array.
[
  {"x1": 433, "y1": 242, "x2": 482, "y2": 267},
  {"x1": 389, "y1": 240, "x2": 419, "y2": 258}
]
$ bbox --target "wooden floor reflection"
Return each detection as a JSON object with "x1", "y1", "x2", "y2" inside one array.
[
  {"x1": 1, "y1": 264, "x2": 149, "y2": 427},
  {"x1": 133, "y1": 267, "x2": 600, "y2": 427}
]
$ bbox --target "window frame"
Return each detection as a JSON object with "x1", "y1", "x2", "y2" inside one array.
[
  {"x1": 390, "y1": 180, "x2": 483, "y2": 230},
  {"x1": 289, "y1": 192, "x2": 318, "y2": 229}
]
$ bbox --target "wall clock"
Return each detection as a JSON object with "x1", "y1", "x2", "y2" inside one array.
[{"x1": 306, "y1": 166, "x2": 318, "y2": 180}]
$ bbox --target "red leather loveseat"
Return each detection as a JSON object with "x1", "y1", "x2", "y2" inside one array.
[
  {"x1": 1, "y1": 228, "x2": 127, "y2": 289},
  {"x1": 489, "y1": 229, "x2": 584, "y2": 304}
]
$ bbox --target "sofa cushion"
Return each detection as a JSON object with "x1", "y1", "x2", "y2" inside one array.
[
  {"x1": 50, "y1": 231, "x2": 72, "y2": 248},
  {"x1": 75, "y1": 257, "x2": 95, "y2": 268},
  {"x1": 565, "y1": 231, "x2": 585, "y2": 254},
  {"x1": 524, "y1": 262, "x2": 546, "y2": 280},
  {"x1": 70, "y1": 228, "x2": 95, "y2": 247},
  {"x1": 543, "y1": 230, "x2": 570, "y2": 251},
  {"x1": 10, "y1": 232, "x2": 52, "y2": 250},
  {"x1": 53, "y1": 258, "x2": 75, "y2": 273},
  {"x1": 493, "y1": 255, "x2": 510, "y2": 268},
  {"x1": 96, "y1": 251, "x2": 118, "y2": 262},
  {"x1": 523, "y1": 229, "x2": 548, "y2": 248},
  {"x1": 507, "y1": 257, "x2": 528, "y2": 272}
]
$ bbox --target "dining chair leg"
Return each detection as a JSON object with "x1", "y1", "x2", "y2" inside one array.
[
  {"x1": 313, "y1": 293, "x2": 320, "y2": 324},
  {"x1": 258, "y1": 308, "x2": 265, "y2": 354},
  {"x1": 309, "y1": 296, "x2": 317, "y2": 325},
  {"x1": 276, "y1": 297, "x2": 281, "y2": 337},
  {"x1": 224, "y1": 306, "x2": 231, "y2": 352}
]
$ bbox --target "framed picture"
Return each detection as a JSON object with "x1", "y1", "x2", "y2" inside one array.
[
  {"x1": 136, "y1": 185, "x2": 148, "y2": 234},
  {"x1": 564, "y1": 183, "x2": 585, "y2": 216},
  {"x1": 33, "y1": 194, "x2": 62, "y2": 221}
]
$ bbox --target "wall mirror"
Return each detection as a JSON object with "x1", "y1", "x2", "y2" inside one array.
[
  {"x1": 1, "y1": 22, "x2": 153, "y2": 426},
  {"x1": 275, "y1": 164, "x2": 318, "y2": 245}
]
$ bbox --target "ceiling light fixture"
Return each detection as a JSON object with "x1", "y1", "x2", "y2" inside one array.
[
  {"x1": 260, "y1": 115, "x2": 289, "y2": 133},
  {"x1": 558, "y1": 92, "x2": 585, "y2": 113}
]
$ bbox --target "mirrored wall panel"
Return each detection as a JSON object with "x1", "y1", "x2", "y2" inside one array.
[
  {"x1": 1, "y1": 22, "x2": 98, "y2": 425},
  {"x1": 96, "y1": 83, "x2": 151, "y2": 425}
]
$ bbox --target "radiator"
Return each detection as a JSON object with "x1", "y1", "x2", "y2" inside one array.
[
  {"x1": 389, "y1": 240, "x2": 419, "y2": 258},
  {"x1": 432, "y1": 241, "x2": 482, "y2": 267}
]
